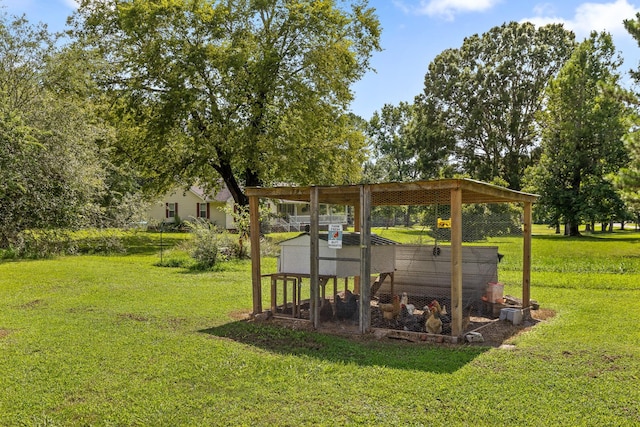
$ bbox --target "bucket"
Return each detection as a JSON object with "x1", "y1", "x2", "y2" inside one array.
[{"x1": 486, "y1": 282, "x2": 504, "y2": 303}]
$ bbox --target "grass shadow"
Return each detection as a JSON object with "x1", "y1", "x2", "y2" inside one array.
[
  {"x1": 199, "y1": 319, "x2": 489, "y2": 374},
  {"x1": 532, "y1": 231, "x2": 640, "y2": 244}
]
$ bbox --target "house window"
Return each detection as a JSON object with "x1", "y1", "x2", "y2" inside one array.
[
  {"x1": 166, "y1": 202, "x2": 177, "y2": 219},
  {"x1": 198, "y1": 203, "x2": 208, "y2": 219}
]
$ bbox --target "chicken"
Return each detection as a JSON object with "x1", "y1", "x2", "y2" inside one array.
[
  {"x1": 423, "y1": 299, "x2": 450, "y2": 331},
  {"x1": 335, "y1": 290, "x2": 358, "y2": 320},
  {"x1": 319, "y1": 298, "x2": 334, "y2": 322},
  {"x1": 425, "y1": 306, "x2": 443, "y2": 334},
  {"x1": 379, "y1": 294, "x2": 401, "y2": 320},
  {"x1": 400, "y1": 292, "x2": 416, "y2": 315},
  {"x1": 426, "y1": 299, "x2": 445, "y2": 315},
  {"x1": 399, "y1": 304, "x2": 421, "y2": 332}
]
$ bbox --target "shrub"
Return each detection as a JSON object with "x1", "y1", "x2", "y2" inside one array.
[
  {"x1": 9, "y1": 228, "x2": 127, "y2": 259},
  {"x1": 12, "y1": 229, "x2": 77, "y2": 258},
  {"x1": 185, "y1": 219, "x2": 220, "y2": 269}
]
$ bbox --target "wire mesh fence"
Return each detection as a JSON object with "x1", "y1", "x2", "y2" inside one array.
[{"x1": 258, "y1": 187, "x2": 527, "y2": 334}]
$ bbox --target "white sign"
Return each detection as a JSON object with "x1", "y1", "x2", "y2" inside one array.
[{"x1": 328, "y1": 224, "x2": 343, "y2": 249}]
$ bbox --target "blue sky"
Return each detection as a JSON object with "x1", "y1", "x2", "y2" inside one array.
[{"x1": 4, "y1": 0, "x2": 640, "y2": 119}]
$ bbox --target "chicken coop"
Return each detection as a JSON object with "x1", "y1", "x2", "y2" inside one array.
[
  {"x1": 270, "y1": 232, "x2": 397, "y2": 319},
  {"x1": 246, "y1": 179, "x2": 537, "y2": 341}
]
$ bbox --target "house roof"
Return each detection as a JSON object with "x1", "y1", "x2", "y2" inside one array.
[
  {"x1": 189, "y1": 185, "x2": 233, "y2": 203},
  {"x1": 246, "y1": 178, "x2": 538, "y2": 206}
]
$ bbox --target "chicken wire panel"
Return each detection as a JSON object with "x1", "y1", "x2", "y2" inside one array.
[{"x1": 257, "y1": 190, "x2": 526, "y2": 333}]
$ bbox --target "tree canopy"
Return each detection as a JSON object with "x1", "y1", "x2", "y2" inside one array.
[
  {"x1": 525, "y1": 32, "x2": 630, "y2": 236},
  {"x1": 415, "y1": 21, "x2": 575, "y2": 190},
  {"x1": 0, "y1": 14, "x2": 105, "y2": 246},
  {"x1": 71, "y1": 0, "x2": 381, "y2": 205}
]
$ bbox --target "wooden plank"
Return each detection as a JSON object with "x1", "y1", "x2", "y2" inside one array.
[
  {"x1": 310, "y1": 187, "x2": 319, "y2": 328},
  {"x1": 522, "y1": 202, "x2": 532, "y2": 308},
  {"x1": 451, "y1": 187, "x2": 463, "y2": 336},
  {"x1": 249, "y1": 195, "x2": 262, "y2": 314},
  {"x1": 359, "y1": 185, "x2": 372, "y2": 334}
]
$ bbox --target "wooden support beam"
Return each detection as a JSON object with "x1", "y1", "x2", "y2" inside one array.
[
  {"x1": 310, "y1": 187, "x2": 320, "y2": 329},
  {"x1": 522, "y1": 202, "x2": 532, "y2": 308},
  {"x1": 359, "y1": 185, "x2": 372, "y2": 334},
  {"x1": 249, "y1": 195, "x2": 262, "y2": 315},
  {"x1": 353, "y1": 203, "x2": 361, "y2": 295},
  {"x1": 450, "y1": 187, "x2": 463, "y2": 337}
]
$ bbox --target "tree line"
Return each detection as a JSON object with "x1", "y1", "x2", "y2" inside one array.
[
  {"x1": 365, "y1": 21, "x2": 640, "y2": 235},
  {"x1": 1, "y1": 1, "x2": 640, "y2": 247}
]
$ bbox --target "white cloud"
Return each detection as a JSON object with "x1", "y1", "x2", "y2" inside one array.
[
  {"x1": 523, "y1": 0, "x2": 640, "y2": 39},
  {"x1": 394, "y1": 0, "x2": 502, "y2": 21},
  {"x1": 61, "y1": 0, "x2": 79, "y2": 9}
]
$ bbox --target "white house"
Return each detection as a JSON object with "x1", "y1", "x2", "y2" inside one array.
[
  {"x1": 148, "y1": 186, "x2": 235, "y2": 229},
  {"x1": 148, "y1": 184, "x2": 350, "y2": 231}
]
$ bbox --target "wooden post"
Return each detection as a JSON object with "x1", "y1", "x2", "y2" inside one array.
[
  {"x1": 450, "y1": 187, "x2": 463, "y2": 337},
  {"x1": 522, "y1": 202, "x2": 532, "y2": 308},
  {"x1": 310, "y1": 187, "x2": 320, "y2": 328},
  {"x1": 353, "y1": 203, "x2": 361, "y2": 294},
  {"x1": 249, "y1": 195, "x2": 262, "y2": 315},
  {"x1": 359, "y1": 185, "x2": 372, "y2": 334}
]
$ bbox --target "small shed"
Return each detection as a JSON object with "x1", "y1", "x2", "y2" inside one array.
[{"x1": 278, "y1": 232, "x2": 397, "y2": 277}]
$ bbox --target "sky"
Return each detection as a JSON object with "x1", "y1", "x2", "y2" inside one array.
[{"x1": 3, "y1": 0, "x2": 640, "y2": 119}]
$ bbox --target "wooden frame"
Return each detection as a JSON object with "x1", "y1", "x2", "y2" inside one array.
[{"x1": 246, "y1": 178, "x2": 538, "y2": 337}]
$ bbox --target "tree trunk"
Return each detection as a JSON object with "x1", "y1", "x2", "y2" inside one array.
[
  {"x1": 214, "y1": 159, "x2": 249, "y2": 207},
  {"x1": 569, "y1": 223, "x2": 581, "y2": 236}
]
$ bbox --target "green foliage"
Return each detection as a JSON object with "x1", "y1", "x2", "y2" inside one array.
[
  {"x1": 526, "y1": 32, "x2": 631, "y2": 235},
  {"x1": 181, "y1": 219, "x2": 253, "y2": 270},
  {"x1": 72, "y1": 0, "x2": 381, "y2": 205},
  {"x1": 0, "y1": 14, "x2": 143, "y2": 247},
  {"x1": 9, "y1": 228, "x2": 127, "y2": 258},
  {"x1": 366, "y1": 102, "x2": 421, "y2": 182},
  {"x1": 185, "y1": 219, "x2": 220, "y2": 269},
  {"x1": 416, "y1": 22, "x2": 575, "y2": 190}
]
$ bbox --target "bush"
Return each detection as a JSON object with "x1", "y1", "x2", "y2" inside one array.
[
  {"x1": 9, "y1": 228, "x2": 127, "y2": 259},
  {"x1": 183, "y1": 219, "x2": 253, "y2": 269},
  {"x1": 12, "y1": 229, "x2": 77, "y2": 258},
  {"x1": 186, "y1": 220, "x2": 220, "y2": 269}
]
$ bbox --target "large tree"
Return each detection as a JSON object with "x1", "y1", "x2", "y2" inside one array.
[
  {"x1": 71, "y1": 0, "x2": 381, "y2": 206},
  {"x1": 0, "y1": 14, "x2": 115, "y2": 246},
  {"x1": 616, "y1": 14, "x2": 640, "y2": 226},
  {"x1": 366, "y1": 102, "x2": 420, "y2": 183},
  {"x1": 416, "y1": 21, "x2": 575, "y2": 190},
  {"x1": 527, "y1": 32, "x2": 630, "y2": 236}
]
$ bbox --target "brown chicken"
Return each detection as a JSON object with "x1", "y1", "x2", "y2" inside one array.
[
  {"x1": 379, "y1": 294, "x2": 401, "y2": 320},
  {"x1": 425, "y1": 306, "x2": 443, "y2": 334}
]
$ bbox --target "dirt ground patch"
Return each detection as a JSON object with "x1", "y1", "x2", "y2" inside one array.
[
  {"x1": 464, "y1": 308, "x2": 555, "y2": 347},
  {"x1": 254, "y1": 307, "x2": 555, "y2": 347}
]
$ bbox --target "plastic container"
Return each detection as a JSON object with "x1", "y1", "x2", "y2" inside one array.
[
  {"x1": 499, "y1": 308, "x2": 523, "y2": 325},
  {"x1": 486, "y1": 282, "x2": 504, "y2": 303}
]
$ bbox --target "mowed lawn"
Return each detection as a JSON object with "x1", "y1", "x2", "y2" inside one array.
[{"x1": 1, "y1": 227, "x2": 639, "y2": 426}]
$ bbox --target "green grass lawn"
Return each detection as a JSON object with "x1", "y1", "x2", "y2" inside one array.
[{"x1": 1, "y1": 228, "x2": 639, "y2": 425}]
